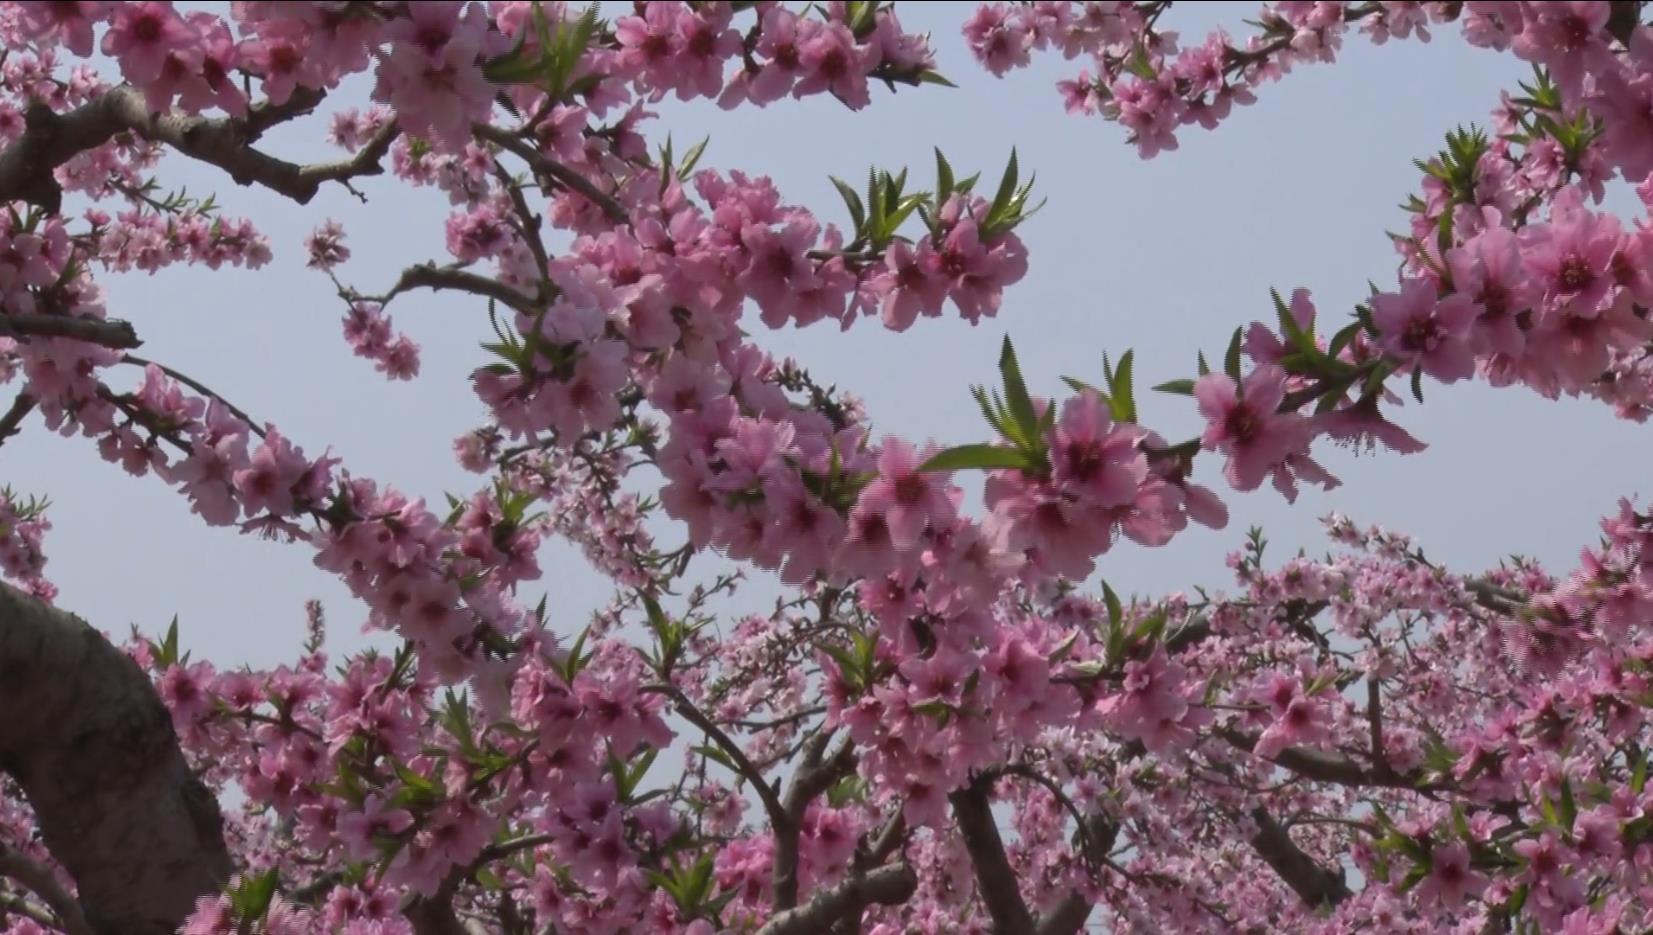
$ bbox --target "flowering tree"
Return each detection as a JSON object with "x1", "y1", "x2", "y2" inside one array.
[{"x1": 0, "y1": 1, "x2": 1652, "y2": 933}]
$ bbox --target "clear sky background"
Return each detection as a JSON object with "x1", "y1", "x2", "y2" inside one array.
[{"x1": 8, "y1": 3, "x2": 1650, "y2": 670}]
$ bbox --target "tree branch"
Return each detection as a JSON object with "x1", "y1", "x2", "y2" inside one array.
[
  {"x1": 368, "y1": 261, "x2": 542, "y2": 315},
  {"x1": 1035, "y1": 895, "x2": 1094, "y2": 935},
  {"x1": 652, "y1": 686, "x2": 789, "y2": 831},
  {"x1": 0, "y1": 393, "x2": 35, "y2": 449},
  {"x1": 949, "y1": 774, "x2": 1036, "y2": 935},
  {"x1": 774, "y1": 733, "x2": 857, "y2": 910},
  {"x1": 1219, "y1": 727, "x2": 1435, "y2": 790},
  {"x1": 1247, "y1": 806, "x2": 1351, "y2": 908},
  {"x1": 0, "y1": 583, "x2": 231, "y2": 934},
  {"x1": 755, "y1": 862, "x2": 916, "y2": 935},
  {"x1": 0, "y1": 892, "x2": 61, "y2": 928},
  {"x1": 0, "y1": 87, "x2": 390, "y2": 213},
  {"x1": 0, "y1": 842, "x2": 93, "y2": 935},
  {"x1": 0, "y1": 314, "x2": 140, "y2": 349},
  {"x1": 473, "y1": 125, "x2": 629, "y2": 224}
]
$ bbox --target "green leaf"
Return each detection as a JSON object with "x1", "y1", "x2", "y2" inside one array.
[
  {"x1": 480, "y1": 21, "x2": 539, "y2": 84},
  {"x1": 1410, "y1": 366, "x2": 1426, "y2": 404},
  {"x1": 935, "y1": 148, "x2": 955, "y2": 205},
  {"x1": 827, "y1": 775, "x2": 868, "y2": 807},
  {"x1": 1102, "y1": 581, "x2": 1123, "y2": 630},
  {"x1": 1224, "y1": 328, "x2": 1243, "y2": 384},
  {"x1": 998, "y1": 336, "x2": 1040, "y2": 451},
  {"x1": 1048, "y1": 630, "x2": 1080, "y2": 666},
  {"x1": 1397, "y1": 861, "x2": 1430, "y2": 893},
  {"x1": 231, "y1": 869, "x2": 280, "y2": 922},
  {"x1": 155, "y1": 614, "x2": 181, "y2": 668},
  {"x1": 1063, "y1": 375, "x2": 1104, "y2": 396},
  {"x1": 883, "y1": 193, "x2": 930, "y2": 241},
  {"x1": 917, "y1": 69, "x2": 957, "y2": 87},
  {"x1": 1633, "y1": 754, "x2": 1648, "y2": 795},
  {"x1": 1197, "y1": 350, "x2": 1212, "y2": 377},
  {"x1": 1558, "y1": 778, "x2": 1577, "y2": 832},
  {"x1": 1153, "y1": 378, "x2": 1196, "y2": 396},
  {"x1": 970, "y1": 385, "x2": 1010, "y2": 438},
  {"x1": 677, "y1": 136, "x2": 710, "y2": 180},
  {"x1": 1272, "y1": 287, "x2": 1316, "y2": 354},
  {"x1": 562, "y1": 625, "x2": 593, "y2": 683},
  {"x1": 829, "y1": 176, "x2": 865, "y2": 235},
  {"x1": 1326, "y1": 320, "x2": 1363, "y2": 360},
  {"x1": 1539, "y1": 793, "x2": 1560, "y2": 831},
  {"x1": 866, "y1": 167, "x2": 885, "y2": 240},
  {"x1": 693, "y1": 743, "x2": 738, "y2": 773},
  {"x1": 987, "y1": 149, "x2": 1019, "y2": 230},
  {"x1": 1130, "y1": 609, "x2": 1168, "y2": 647},
  {"x1": 912, "y1": 700, "x2": 954, "y2": 721},
  {"x1": 1109, "y1": 349, "x2": 1136, "y2": 422},
  {"x1": 918, "y1": 443, "x2": 1033, "y2": 473}
]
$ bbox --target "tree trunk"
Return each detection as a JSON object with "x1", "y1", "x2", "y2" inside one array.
[{"x1": 0, "y1": 583, "x2": 230, "y2": 934}]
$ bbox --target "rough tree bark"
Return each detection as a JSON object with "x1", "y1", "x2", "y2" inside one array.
[{"x1": 0, "y1": 583, "x2": 231, "y2": 934}]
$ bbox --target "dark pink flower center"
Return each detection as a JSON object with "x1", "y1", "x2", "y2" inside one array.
[
  {"x1": 893, "y1": 473, "x2": 927, "y2": 504},
  {"x1": 687, "y1": 27, "x2": 716, "y2": 59},
  {"x1": 132, "y1": 13, "x2": 163, "y2": 42},
  {"x1": 1401, "y1": 315, "x2": 1441, "y2": 352},
  {"x1": 1224, "y1": 404, "x2": 1261, "y2": 444},
  {"x1": 1557, "y1": 254, "x2": 1594, "y2": 293},
  {"x1": 641, "y1": 33, "x2": 671, "y2": 60},
  {"x1": 1479, "y1": 281, "x2": 1509, "y2": 316}
]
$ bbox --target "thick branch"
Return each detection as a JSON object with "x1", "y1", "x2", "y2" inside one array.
[
  {"x1": 0, "y1": 314, "x2": 140, "y2": 349},
  {"x1": 949, "y1": 774, "x2": 1036, "y2": 935},
  {"x1": 1220, "y1": 728, "x2": 1434, "y2": 790},
  {"x1": 1029, "y1": 804, "x2": 1114, "y2": 935},
  {"x1": 0, "y1": 583, "x2": 230, "y2": 934},
  {"x1": 0, "y1": 87, "x2": 387, "y2": 212},
  {"x1": 1035, "y1": 895, "x2": 1093, "y2": 935},
  {"x1": 775, "y1": 734, "x2": 857, "y2": 910},
  {"x1": 755, "y1": 862, "x2": 916, "y2": 935},
  {"x1": 0, "y1": 842, "x2": 93, "y2": 935},
  {"x1": 1247, "y1": 807, "x2": 1351, "y2": 908}
]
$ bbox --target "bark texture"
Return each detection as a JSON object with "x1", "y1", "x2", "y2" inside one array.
[{"x1": 0, "y1": 583, "x2": 230, "y2": 934}]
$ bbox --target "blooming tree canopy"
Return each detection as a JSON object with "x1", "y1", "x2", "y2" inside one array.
[{"x1": 1, "y1": 2, "x2": 1652, "y2": 934}]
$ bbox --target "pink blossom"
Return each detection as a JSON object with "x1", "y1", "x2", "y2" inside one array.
[
  {"x1": 853, "y1": 439, "x2": 957, "y2": 551},
  {"x1": 101, "y1": 2, "x2": 195, "y2": 90},
  {"x1": 1193, "y1": 365, "x2": 1309, "y2": 492},
  {"x1": 1415, "y1": 841, "x2": 1489, "y2": 908}
]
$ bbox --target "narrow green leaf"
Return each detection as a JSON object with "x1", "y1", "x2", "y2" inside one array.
[
  {"x1": 1153, "y1": 378, "x2": 1196, "y2": 396},
  {"x1": 917, "y1": 443, "x2": 1033, "y2": 473},
  {"x1": 1102, "y1": 581, "x2": 1123, "y2": 629},
  {"x1": 1110, "y1": 349, "x2": 1136, "y2": 422},
  {"x1": 1224, "y1": 328, "x2": 1243, "y2": 384},
  {"x1": 998, "y1": 336, "x2": 1040, "y2": 451},
  {"x1": 935, "y1": 148, "x2": 955, "y2": 205},
  {"x1": 829, "y1": 176, "x2": 865, "y2": 235},
  {"x1": 988, "y1": 149, "x2": 1019, "y2": 229},
  {"x1": 677, "y1": 136, "x2": 710, "y2": 179}
]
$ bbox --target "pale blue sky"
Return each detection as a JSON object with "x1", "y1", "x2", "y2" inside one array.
[{"x1": 10, "y1": 3, "x2": 1649, "y2": 667}]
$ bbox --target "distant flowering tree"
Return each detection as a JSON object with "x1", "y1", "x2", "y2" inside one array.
[{"x1": 1, "y1": 2, "x2": 1653, "y2": 933}]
